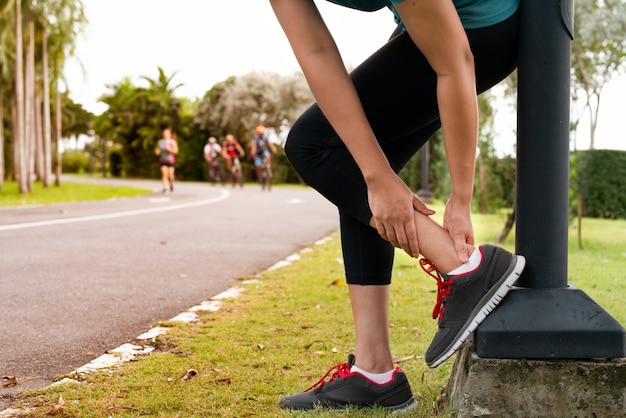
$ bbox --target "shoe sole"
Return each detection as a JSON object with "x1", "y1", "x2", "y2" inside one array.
[
  {"x1": 281, "y1": 396, "x2": 419, "y2": 413},
  {"x1": 389, "y1": 397, "x2": 419, "y2": 414},
  {"x1": 428, "y1": 254, "x2": 526, "y2": 368}
]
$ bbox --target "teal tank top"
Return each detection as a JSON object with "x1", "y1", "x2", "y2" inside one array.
[{"x1": 326, "y1": 0, "x2": 519, "y2": 29}]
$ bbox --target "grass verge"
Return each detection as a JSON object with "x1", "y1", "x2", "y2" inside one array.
[
  {"x1": 0, "y1": 181, "x2": 152, "y2": 208},
  {"x1": 7, "y1": 209, "x2": 626, "y2": 417}
]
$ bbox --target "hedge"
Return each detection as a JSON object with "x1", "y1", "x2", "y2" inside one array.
[{"x1": 571, "y1": 149, "x2": 626, "y2": 220}]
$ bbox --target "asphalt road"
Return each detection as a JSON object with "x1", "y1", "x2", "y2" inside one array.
[{"x1": 0, "y1": 178, "x2": 338, "y2": 410}]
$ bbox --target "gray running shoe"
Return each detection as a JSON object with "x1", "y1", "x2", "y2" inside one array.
[
  {"x1": 278, "y1": 354, "x2": 418, "y2": 411},
  {"x1": 421, "y1": 244, "x2": 525, "y2": 368}
]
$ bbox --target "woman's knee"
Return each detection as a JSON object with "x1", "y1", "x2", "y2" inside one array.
[{"x1": 284, "y1": 109, "x2": 319, "y2": 170}]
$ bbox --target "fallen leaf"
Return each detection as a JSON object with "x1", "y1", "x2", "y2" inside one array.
[
  {"x1": 394, "y1": 298, "x2": 415, "y2": 306},
  {"x1": 182, "y1": 369, "x2": 198, "y2": 381},
  {"x1": 330, "y1": 279, "x2": 347, "y2": 286},
  {"x1": 303, "y1": 340, "x2": 323, "y2": 350},
  {"x1": 2, "y1": 376, "x2": 18, "y2": 388},
  {"x1": 173, "y1": 369, "x2": 198, "y2": 382},
  {"x1": 217, "y1": 377, "x2": 232, "y2": 384},
  {"x1": 46, "y1": 395, "x2": 64, "y2": 416},
  {"x1": 264, "y1": 327, "x2": 282, "y2": 333},
  {"x1": 434, "y1": 387, "x2": 448, "y2": 413}
]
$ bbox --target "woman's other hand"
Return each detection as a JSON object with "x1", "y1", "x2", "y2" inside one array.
[
  {"x1": 443, "y1": 196, "x2": 474, "y2": 263},
  {"x1": 368, "y1": 173, "x2": 434, "y2": 258}
]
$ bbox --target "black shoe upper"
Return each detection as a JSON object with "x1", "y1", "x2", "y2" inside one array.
[
  {"x1": 424, "y1": 245, "x2": 524, "y2": 366},
  {"x1": 279, "y1": 354, "x2": 416, "y2": 411}
]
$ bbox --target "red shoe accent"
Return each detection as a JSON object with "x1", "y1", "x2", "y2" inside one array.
[
  {"x1": 305, "y1": 361, "x2": 353, "y2": 392},
  {"x1": 420, "y1": 258, "x2": 453, "y2": 321}
]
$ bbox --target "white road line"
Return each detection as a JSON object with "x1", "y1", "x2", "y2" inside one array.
[{"x1": 0, "y1": 189, "x2": 230, "y2": 232}]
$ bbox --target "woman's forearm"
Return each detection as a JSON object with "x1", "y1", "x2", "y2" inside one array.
[
  {"x1": 270, "y1": 0, "x2": 395, "y2": 183},
  {"x1": 438, "y1": 72, "x2": 477, "y2": 205}
]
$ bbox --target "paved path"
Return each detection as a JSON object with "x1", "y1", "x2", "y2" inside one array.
[{"x1": 0, "y1": 178, "x2": 338, "y2": 409}]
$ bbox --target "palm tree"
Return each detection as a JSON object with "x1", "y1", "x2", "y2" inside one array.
[
  {"x1": 0, "y1": 0, "x2": 13, "y2": 191},
  {"x1": 45, "y1": 0, "x2": 87, "y2": 186},
  {"x1": 40, "y1": 16, "x2": 52, "y2": 187},
  {"x1": 141, "y1": 67, "x2": 184, "y2": 134},
  {"x1": 14, "y1": 0, "x2": 28, "y2": 193},
  {"x1": 24, "y1": 9, "x2": 35, "y2": 192}
]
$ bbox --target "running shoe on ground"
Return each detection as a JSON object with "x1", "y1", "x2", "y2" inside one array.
[
  {"x1": 420, "y1": 244, "x2": 525, "y2": 368},
  {"x1": 278, "y1": 354, "x2": 418, "y2": 411}
]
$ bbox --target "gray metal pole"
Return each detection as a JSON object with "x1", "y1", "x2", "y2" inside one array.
[
  {"x1": 475, "y1": 0, "x2": 625, "y2": 358},
  {"x1": 515, "y1": 0, "x2": 571, "y2": 289}
]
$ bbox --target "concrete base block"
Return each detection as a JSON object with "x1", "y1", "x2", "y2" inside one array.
[{"x1": 449, "y1": 342, "x2": 626, "y2": 417}]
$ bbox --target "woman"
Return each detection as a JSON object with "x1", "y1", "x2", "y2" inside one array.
[
  {"x1": 271, "y1": 0, "x2": 526, "y2": 412},
  {"x1": 155, "y1": 128, "x2": 179, "y2": 193}
]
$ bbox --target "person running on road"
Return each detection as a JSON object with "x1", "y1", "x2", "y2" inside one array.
[
  {"x1": 270, "y1": 0, "x2": 525, "y2": 412},
  {"x1": 155, "y1": 127, "x2": 178, "y2": 193}
]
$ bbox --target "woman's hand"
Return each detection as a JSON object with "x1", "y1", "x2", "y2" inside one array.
[
  {"x1": 368, "y1": 173, "x2": 434, "y2": 258},
  {"x1": 443, "y1": 196, "x2": 475, "y2": 263}
]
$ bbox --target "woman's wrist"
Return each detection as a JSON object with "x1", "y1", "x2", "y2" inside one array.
[{"x1": 449, "y1": 189, "x2": 473, "y2": 206}]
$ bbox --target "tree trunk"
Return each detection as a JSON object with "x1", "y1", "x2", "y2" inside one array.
[
  {"x1": 35, "y1": 90, "x2": 44, "y2": 181},
  {"x1": 54, "y1": 73, "x2": 62, "y2": 187},
  {"x1": 495, "y1": 208, "x2": 516, "y2": 244},
  {"x1": 0, "y1": 78, "x2": 4, "y2": 191},
  {"x1": 14, "y1": 0, "x2": 28, "y2": 194},
  {"x1": 25, "y1": 14, "x2": 35, "y2": 192},
  {"x1": 41, "y1": 21, "x2": 52, "y2": 188},
  {"x1": 11, "y1": 92, "x2": 17, "y2": 181},
  {"x1": 588, "y1": 92, "x2": 600, "y2": 150},
  {"x1": 577, "y1": 188, "x2": 583, "y2": 250}
]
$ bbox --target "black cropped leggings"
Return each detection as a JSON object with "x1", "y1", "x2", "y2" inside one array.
[{"x1": 285, "y1": 11, "x2": 519, "y2": 285}]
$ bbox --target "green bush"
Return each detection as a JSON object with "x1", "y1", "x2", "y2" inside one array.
[
  {"x1": 572, "y1": 149, "x2": 626, "y2": 219},
  {"x1": 61, "y1": 150, "x2": 89, "y2": 174}
]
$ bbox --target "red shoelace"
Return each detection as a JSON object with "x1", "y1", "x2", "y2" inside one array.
[
  {"x1": 305, "y1": 361, "x2": 353, "y2": 392},
  {"x1": 420, "y1": 258, "x2": 453, "y2": 321}
]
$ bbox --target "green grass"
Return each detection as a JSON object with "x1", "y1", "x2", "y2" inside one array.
[
  {"x1": 8, "y1": 205, "x2": 626, "y2": 417},
  {"x1": 0, "y1": 180, "x2": 152, "y2": 207}
]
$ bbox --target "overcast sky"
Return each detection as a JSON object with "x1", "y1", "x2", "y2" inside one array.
[
  {"x1": 64, "y1": 0, "x2": 394, "y2": 113},
  {"x1": 64, "y1": 0, "x2": 625, "y2": 153}
]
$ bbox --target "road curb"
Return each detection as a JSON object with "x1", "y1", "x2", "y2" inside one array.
[{"x1": 0, "y1": 234, "x2": 334, "y2": 417}]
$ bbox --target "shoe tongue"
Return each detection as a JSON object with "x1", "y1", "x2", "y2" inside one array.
[{"x1": 347, "y1": 354, "x2": 356, "y2": 368}]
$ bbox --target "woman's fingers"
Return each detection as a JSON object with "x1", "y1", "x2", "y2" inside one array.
[{"x1": 375, "y1": 218, "x2": 419, "y2": 258}]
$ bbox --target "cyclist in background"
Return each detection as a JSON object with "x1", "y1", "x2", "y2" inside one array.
[
  {"x1": 204, "y1": 136, "x2": 222, "y2": 184},
  {"x1": 221, "y1": 133, "x2": 246, "y2": 187},
  {"x1": 221, "y1": 134, "x2": 245, "y2": 172},
  {"x1": 250, "y1": 125, "x2": 277, "y2": 184}
]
